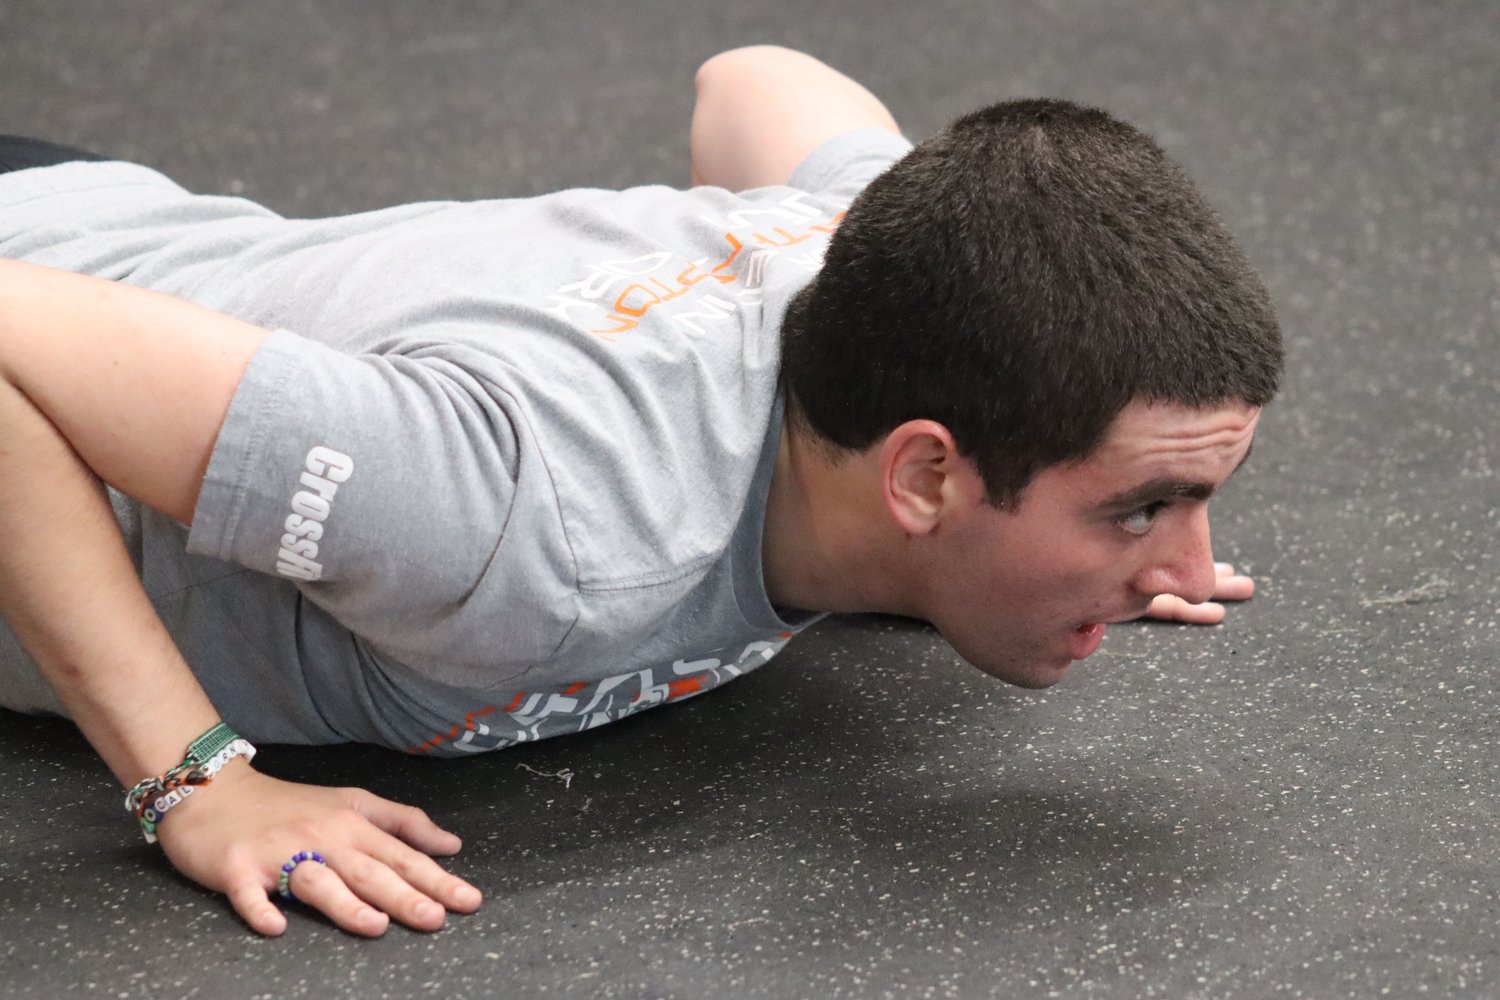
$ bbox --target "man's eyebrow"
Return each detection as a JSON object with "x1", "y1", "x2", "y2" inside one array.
[
  {"x1": 1099, "y1": 479, "x2": 1217, "y2": 513},
  {"x1": 1100, "y1": 441, "x2": 1256, "y2": 514}
]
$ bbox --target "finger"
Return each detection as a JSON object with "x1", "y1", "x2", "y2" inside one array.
[
  {"x1": 359, "y1": 829, "x2": 484, "y2": 913},
  {"x1": 227, "y1": 874, "x2": 287, "y2": 937},
  {"x1": 287, "y1": 858, "x2": 392, "y2": 937},
  {"x1": 1146, "y1": 594, "x2": 1226, "y2": 624},
  {"x1": 1212, "y1": 562, "x2": 1256, "y2": 601},
  {"x1": 1211, "y1": 568, "x2": 1255, "y2": 601},
  {"x1": 326, "y1": 850, "x2": 449, "y2": 932},
  {"x1": 347, "y1": 789, "x2": 463, "y2": 855}
]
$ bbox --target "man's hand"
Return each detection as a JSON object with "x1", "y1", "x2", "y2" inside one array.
[
  {"x1": 1144, "y1": 562, "x2": 1255, "y2": 624},
  {"x1": 159, "y1": 759, "x2": 482, "y2": 937}
]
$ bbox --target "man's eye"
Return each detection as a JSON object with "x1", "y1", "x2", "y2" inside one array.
[{"x1": 1117, "y1": 503, "x2": 1165, "y2": 536}]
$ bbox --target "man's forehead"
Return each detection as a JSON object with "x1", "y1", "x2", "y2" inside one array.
[
  {"x1": 1097, "y1": 401, "x2": 1261, "y2": 462},
  {"x1": 1084, "y1": 403, "x2": 1259, "y2": 503},
  {"x1": 1015, "y1": 401, "x2": 1259, "y2": 511}
]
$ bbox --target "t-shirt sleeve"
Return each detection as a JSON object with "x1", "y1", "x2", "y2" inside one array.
[
  {"x1": 186, "y1": 330, "x2": 578, "y2": 684},
  {"x1": 786, "y1": 128, "x2": 915, "y2": 199}
]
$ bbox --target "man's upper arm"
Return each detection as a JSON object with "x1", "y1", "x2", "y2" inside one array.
[{"x1": 0, "y1": 259, "x2": 267, "y2": 524}]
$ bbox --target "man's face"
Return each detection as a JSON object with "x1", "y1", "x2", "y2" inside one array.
[{"x1": 922, "y1": 400, "x2": 1260, "y2": 688}]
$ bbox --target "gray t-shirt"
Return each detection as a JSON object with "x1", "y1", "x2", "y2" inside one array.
[{"x1": 0, "y1": 129, "x2": 913, "y2": 755}]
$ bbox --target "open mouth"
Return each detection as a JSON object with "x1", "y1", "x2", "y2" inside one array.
[{"x1": 1069, "y1": 622, "x2": 1106, "y2": 660}]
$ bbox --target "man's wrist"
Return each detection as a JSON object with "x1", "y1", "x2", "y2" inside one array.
[{"x1": 124, "y1": 723, "x2": 257, "y2": 843}]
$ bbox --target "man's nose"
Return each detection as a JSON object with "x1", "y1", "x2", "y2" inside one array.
[{"x1": 1134, "y1": 506, "x2": 1218, "y2": 606}]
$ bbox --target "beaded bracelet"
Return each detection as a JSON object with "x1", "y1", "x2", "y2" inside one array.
[{"x1": 124, "y1": 722, "x2": 257, "y2": 844}]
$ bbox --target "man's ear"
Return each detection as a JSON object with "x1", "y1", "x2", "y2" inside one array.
[{"x1": 878, "y1": 420, "x2": 985, "y2": 537}]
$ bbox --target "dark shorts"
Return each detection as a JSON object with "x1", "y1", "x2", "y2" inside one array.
[{"x1": 0, "y1": 135, "x2": 107, "y2": 175}]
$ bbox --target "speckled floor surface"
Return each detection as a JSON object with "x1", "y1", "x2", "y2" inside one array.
[{"x1": 0, "y1": 2, "x2": 1496, "y2": 998}]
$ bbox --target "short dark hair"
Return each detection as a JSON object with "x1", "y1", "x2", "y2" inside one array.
[{"x1": 781, "y1": 98, "x2": 1283, "y2": 506}]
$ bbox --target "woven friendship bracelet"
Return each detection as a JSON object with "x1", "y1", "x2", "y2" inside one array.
[
  {"x1": 186, "y1": 722, "x2": 241, "y2": 765},
  {"x1": 124, "y1": 723, "x2": 256, "y2": 844}
]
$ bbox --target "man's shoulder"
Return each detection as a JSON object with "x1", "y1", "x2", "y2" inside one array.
[{"x1": 784, "y1": 127, "x2": 913, "y2": 196}]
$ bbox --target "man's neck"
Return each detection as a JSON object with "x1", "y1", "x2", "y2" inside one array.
[{"x1": 760, "y1": 421, "x2": 921, "y2": 616}]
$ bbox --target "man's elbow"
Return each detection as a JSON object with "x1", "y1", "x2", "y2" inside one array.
[{"x1": 694, "y1": 45, "x2": 816, "y2": 94}]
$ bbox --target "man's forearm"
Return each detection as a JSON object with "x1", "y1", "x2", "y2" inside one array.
[
  {"x1": 0, "y1": 373, "x2": 220, "y2": 785},
  {"x1": 0, "y1": 260, "x2": 266, "y2": 783},
  {"x1": 690, "y1": 46, "x2": 901, "y2": 191}
]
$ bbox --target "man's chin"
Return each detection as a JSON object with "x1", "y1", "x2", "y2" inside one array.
[{"x1": 971, "y1": 656, "x2": 1073, "y2": 689}]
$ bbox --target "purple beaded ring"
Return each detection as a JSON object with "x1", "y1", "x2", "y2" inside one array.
[{"x1": 276, "y1": 851, "x2": 327, "y2": 900}]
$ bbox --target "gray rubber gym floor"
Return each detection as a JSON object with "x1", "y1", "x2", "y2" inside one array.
[{"x1": 1, "y1": 2, "x2": 1495, "y2": 998}]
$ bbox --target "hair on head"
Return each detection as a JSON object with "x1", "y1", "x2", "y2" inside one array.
[{"x1": 781, "y1": 98, "x2": 1283, "y2": 505}]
